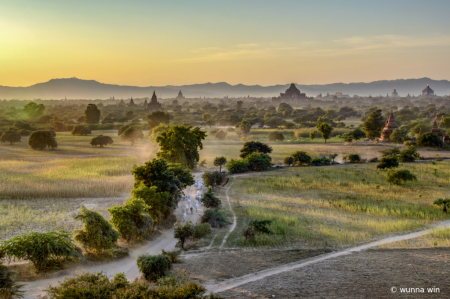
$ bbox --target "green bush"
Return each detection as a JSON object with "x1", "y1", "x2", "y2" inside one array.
[
  {"x1": 108, "y1": 198, "x2": 153, "y2": 242},
  {"x1": 18, "y1": 129, "x2": 31, "y2": 136},
  {"x1": 0, "y1": 231, "x2": 81, "y2": 272},
  {"x1": 161, "y1": 249, "x2": 181, "y2": 263},
  {"x1": 376, "y1": 156, "x2": 399, "y2": 169},
  {"x1": 433, "y1": 198, "x2": 450, "y2": 213},
  {"x1": 201, "y1": 187, "x2": 221, "y2": 209},
  {"x1": 90, "y1": 135, "x2": 114, "y2": 147},
  {"x1": 268, "y1": 131, "x2": 284, "y2": 142},
  {"x1": 386, "y1": 169, "x2": 417, "y2": 185},
  {"x1": 0, "y1": 261, "x2": 24, "y2": 299},
  {"x1": 201, "y1": 210, "x2": 230, "y2": 228},
  {"x1": 291, "y1": 151, "x2": 311, "y2": 165},
  {"x1": 310, "y1": 157, "x2": 331, "y2": 166},
  {"x1": 74, "y1": 206, "x2": 119, "y2": 254},
  {"x1": 283, "y1": 156, "x2": 294, "y2": 166},
  {"x1": 346, "y1": 154, "x2": 361, "y2": 163},
  {"x1": 244, "y1": 152, "x2": 272, "y2": 171},
  {"x1": 398, "y1": 147, "x2": 420, "y2": 162},
  {"x1": 202, "y1": 170, "x2": 226, "y2": 187},
  {"x1": 226, "y1": 159, "x2": 249, "y2": 174},
  {"x1": 131, "y1": 184, "x2": 172, "y2": 222},
  {"x1": 45, "y1": 271, "x2": 223, "y2": 299},
  {"x1": 137, "y1": 254, "x2": 172, "y2": 281},
  {"x1": 417, "y1": 132, "x2": 443, "y2": 147},
  {"x1": 71, "y1": 124, "x2": 91, "y2": 136},
  {"x1": 250, "y1": 220, "x2": 273, "y2": 234},
  {"x1": 193, "y1": 223, "x2": 212, "y2": 239},
  {"x1": 28, "y1": 130, "x2": 57, "y2": 150}
]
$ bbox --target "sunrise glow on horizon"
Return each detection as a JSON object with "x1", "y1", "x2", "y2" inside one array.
[{"x1": 1, "y1": 0, "x2": 450, "y2": 87}]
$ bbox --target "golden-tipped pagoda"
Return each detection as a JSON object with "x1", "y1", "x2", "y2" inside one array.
[{"x1": 380, "y1": 111, "x2": 398, "y2": 141}]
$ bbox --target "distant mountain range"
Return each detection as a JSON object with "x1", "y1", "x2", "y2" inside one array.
[{"x1": 0, "y1": 77, "x2": 449, "y2": 100}]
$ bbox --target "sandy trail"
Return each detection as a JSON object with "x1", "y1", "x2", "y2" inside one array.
[
  {"x1": 205, "y1": 219, "x2": 450, "y2": 294},
  {"x1": 219, "y1": 179, "x2": 236, "y2": 251},
  {"x1": 21, "y1": 172, "x2": 205, "y2": 299}
]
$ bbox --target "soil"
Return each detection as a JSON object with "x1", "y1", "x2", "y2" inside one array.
[
  {"x1": 216, "y1": 248, "x2": 450, "y2": 299},
  {"x1": 174, "y1": 248, "x2": 332, "y2": 284}
]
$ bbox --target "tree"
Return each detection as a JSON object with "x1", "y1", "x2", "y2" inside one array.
[
  {"x1": 380, "y1": 147, "x2": 401, "y2": 158},
  {"x1": 132, "y1": 159, "x2": 193, "y2": 209},
  {"x1": 236, "y1": 100, "x2": 243, "y2": 110},
  {"x1": 439, "y1": 117, "x2": 450, "y2": 129},
  {"x1": 347, "y1": 154, "x2": 361, "y2": 163},
  {"x1": 341, "y1": 133, "x2": 353, "y2": 142},
  {"x1": 434, "y1": 198, "x2": 450, "y2": 213},
  {"x1": 120, "y1": 127, "x2": 143, "y2": 145},
  {"x1": 28, "y1": 130, "x2": 57, "y2": 150},
  {"x1": 156, "y1": 125, "x2": 206, "y2": 170},
  {"x1": 147, "y1": 111, "x2": 170, "y2": 130},
  {"x1": 132, "y1": 184, "x2": 172, "y2": 222},
  {"x1": 417, "y1": 132, "x2": 443, "y2": 147},
  {"x1": 398, "y1": 147, "x2": 420, "y2": 162},
  {"x1": 264, "y1": 117, "x2": 284, "y2": 128},
  {"x1": 377, "y1": 156, "x2": 399, "y2": 169},
  {"x1": 329, "y1": 153, "x2": 338, "y2": 163},
  {"x1": 284, "y1": 156, "x2": 294, "y2": 166},
  {"x1": 362, "y1": 109, "x2": 385, "y2": 139},
  {"x1": 0, "y1": 260, "x2": 24, "y2": 298},
  {"x1": 316, "y1": 122, "x2": 333, "y2": 143},
  {"x1": 214, "y1": 130, "x2": 227, "y2": 140},
  {"x1": 351, "y1": 128, "x2": 366, "y2": 140},
  {"x1": 90, "y1": 135, "x2": 114, "y2": 147},
  {"x1": 71, "y1": 124, "x2": 91, "y2": 136},
  {"x1": 268, "y1": 131, "x2": 284, "y2": 142},
  {"x1": 0, "y1": 130, "x2": 21, "y2": 145},
  {"x1": 309, "y1": 131, "x2": 317, "y2": 140},
  {"x1": 137, "y1": 254, "x2": 172, "y2": 281},
  {"x1": 202, "y1": 113, "x2": 211, "y2": 122},
  {"x1": 226, "y1": 159, "x2": 249, "y2": 174},
  {"x1": 386, "y1": 169, "x2": 417, "y2": 185},
  {"x1": 201, "y1": 187, "x2": 221, "y2": 209},
  {"x1": 174, "y1": 221, "x2": 195, "y2": 250},
  {"x1": 0, "y1": 231, "x2": 81, "y2": 272},
  {"x1": 237, "y1": 121, "x2": 252, "y2": 136},
  {"x1": 108, "y1": 198, "x2": 153, "y2": 242},
  {"x1": 149, "y1": 123, "x2": 169, "y2": 142},
  {"x1": 240, "y1": 141, "x2": 272, "y2": 158},
  {"x1": 84, "y1": 104, "x2": 100, "y2": 124},
  {"x1": 23, "y1": 102, "x2": 45, "y2": 119},
  {"x1": 244, "y1": 152, "x2": 272, "y2": 171},
  {"x1": 291, "y1": 151, "x2": 311, "y2": 165},
  {"x1": 201, "y1": 210, "x2": 230, "y2": 228},
  {"x1": 213, "y1": 156, "x2": 227, "y2": 172},
  {"x1": 74, "y1": 206, "x2": 119, "y2": 254}
]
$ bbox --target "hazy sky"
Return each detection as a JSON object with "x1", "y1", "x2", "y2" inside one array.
[{"x1": 1, "y1": 0, "x2": 450, "y2": 87}]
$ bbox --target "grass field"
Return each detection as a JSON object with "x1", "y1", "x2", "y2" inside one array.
[{"x1": 224, "y1": 162, "x2": 450, "y2": 248}]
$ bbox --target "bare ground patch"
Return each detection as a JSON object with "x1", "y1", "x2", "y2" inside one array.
[
  {"x1": 174, "y1": 248, "x2": 332, "y2": 285},
  {"x1": 217, "y1": 248, "x2": 450, "y2": 298}
]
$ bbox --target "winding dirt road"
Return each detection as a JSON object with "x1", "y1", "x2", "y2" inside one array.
[{"x1": 21, "y1": 173, "x2": 205, "y2": 299}]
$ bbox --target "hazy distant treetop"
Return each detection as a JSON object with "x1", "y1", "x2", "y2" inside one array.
[{"x1": 84, "y1": 104, "x2": 100, "y2": 124}]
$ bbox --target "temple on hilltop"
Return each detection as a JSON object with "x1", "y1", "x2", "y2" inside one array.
[
  {"x1": 118, "y1": 99, "x2": 125, "y2": 107},
  {"x1": 380, "y1": 111, "x2": 398, "y2": 141},
  {"x1": 146, "y1": 91, "x2": 163, "y2": 113},
  {"x1": 272, "y1": 83, "x2": 309, "y2": 103},
  {"x1": 422, "y1": 84, "x2": 434, "y2": 97},
  {"x1": 176, "y1": 90, "x2": 185, "y2": 101},
  {"x1": 143, "y1": 98, "x2": 148, "y2": 107},
  {"x1": 391, "y1": 88, "x2": 399, "y2": 97},
  {"x1": 127, "y1": 97, "x2": 137, "y2": 108}
]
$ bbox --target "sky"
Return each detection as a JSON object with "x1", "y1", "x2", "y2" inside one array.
[{"x1": 1, "y1": 0, "x2": 450, "y2": 87}]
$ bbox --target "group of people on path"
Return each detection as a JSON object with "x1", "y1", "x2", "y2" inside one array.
[{"x1": 182, "y1": 179, "x2": 204, "y2": 222}]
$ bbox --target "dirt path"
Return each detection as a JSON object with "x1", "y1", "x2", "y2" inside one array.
[
  {"x1": 20, "y1": 173, "x2": 205, "y2": 299},
  {"x1": 219, "y1": 179, "x2": 236, "y2": 251},
  {"x1": 205, "y1": 219, "x2": 450, "y2": 294}
]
